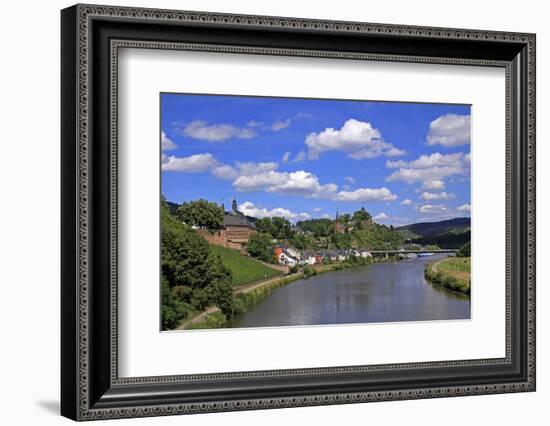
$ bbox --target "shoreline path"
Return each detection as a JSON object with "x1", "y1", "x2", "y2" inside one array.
[{"x1": 176, "y1": 273, "x2": 302, "y2": 330}]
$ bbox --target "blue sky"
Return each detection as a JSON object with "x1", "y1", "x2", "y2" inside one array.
[{"x1": 161, "y1": 93, "x2": 471, "y2": 226}]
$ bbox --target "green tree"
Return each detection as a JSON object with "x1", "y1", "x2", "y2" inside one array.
[
  {"x1": 161, "y1": 277, "x2": 190, "y2": 330},
  {"x1": 246, "y1": 233, "x2": 275, "y2": 262},
  {"x1": 202, "y1": 254, "x2": 234, "y2": 317},
  {"x1": 296, "y1": 218, "x2": 333, "y2": 237},
  {"x1": 249, "y1": 217, "x2": 292, "y2": 240},
  {"x1": 271, "y1": 217, "x2": 292, "y2": 239},
  {"x1": 291, "y1": 233, "x2": 315, "y2": 250},
  {"x1": 255, "y1": 217, "x2": 275, "y2": 236},
  {"x1": 457, "y1": 241, "x2": 471, "y2": 257},
  {"x1": 339, "y1": 213, "x2": 351, "y2": 233},
  {"x1": 207, "y1": 254, "x2": 232, "y2": 286},
  {"x1": 331, "y1": 232, "x2": 352, "y2": 249},
  {"x1": 162, "y1": 202, "x2": 213, "y2": 290},
  {"x1": 207, "y1": 255, "x2": 234, "y2": 318},
  {"x1": 177, "y1": 199, "x2": 224, "y2": 231},
  {"x1": 161, "y1": 199, "x2": 236, "y2": 323},
  {"x1": 352, "y1": 207, "x2": 372, "y2": 229}
]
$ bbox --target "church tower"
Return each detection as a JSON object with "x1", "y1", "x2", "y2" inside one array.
[{"x1": 334, "y1": 211, "x2": 344, "y2": 234}]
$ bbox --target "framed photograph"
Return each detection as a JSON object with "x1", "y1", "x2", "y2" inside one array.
[{"x1": 61, "y1": 4, "x2": 536, "y2": 421}]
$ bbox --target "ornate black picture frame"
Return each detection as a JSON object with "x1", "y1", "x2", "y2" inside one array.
[{"x1": 61, "y1": 4, "x2": 536, "y2": 421}]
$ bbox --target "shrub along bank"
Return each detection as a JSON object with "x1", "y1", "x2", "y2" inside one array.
[
  {"x1": 187, "y1": 255, "x2": 392, "y2": 329},
  {"x1": 187, "y1": 273, "x2": 304, "y2": 330},
  {"x1": 424, "y1": 257, "x2": 471, "y2": 294}
]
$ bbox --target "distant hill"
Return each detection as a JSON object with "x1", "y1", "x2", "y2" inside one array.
[
  {"x1": 396, "y1": 217, "x2": 471, "y2": 249},
  {"x1": 396, "y1": 217, "x2": 470, "y2": 239},
  {"x1": 412, "y1": 230, "x2": 470, "y2": 249}
]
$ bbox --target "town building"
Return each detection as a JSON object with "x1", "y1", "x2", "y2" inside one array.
[
  {"x1": 198, "y1": 198, "x2": 256, "y2": 250},
  {"x1": 286, "y1": 247, "x2": 301, "y2": 260},
  {"x1": 302, "y1": 251, "x2": 317, "y2": 265},
  {"x1": 223, "y1": 198, "x2": 256, "y2": 243},
  {"x1": 337, "y1": 251, "x2": 348, "y2": 262},
  {"x1": 277, "y1": 251, "x2": 298, "y2": 267}
]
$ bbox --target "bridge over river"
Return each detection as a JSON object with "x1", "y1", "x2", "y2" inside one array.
[{"x1": 369, "y1": 249, "x2": 458, "y2": 258}]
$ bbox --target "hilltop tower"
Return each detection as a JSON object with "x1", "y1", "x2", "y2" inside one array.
[{"x1": 334, "y1": 211, "x2": 344, "y2": 234}]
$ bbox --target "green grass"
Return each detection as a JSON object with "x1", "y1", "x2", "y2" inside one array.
[
  {"x1": 425, "y1": 256, "x2": 471, "y2": 294},
  {"x1": 438, "y1": 257, "x2": 471, "y2": 274},
  {"x1": 209, "y1": 245, "x2": 282, "y2": 287}
]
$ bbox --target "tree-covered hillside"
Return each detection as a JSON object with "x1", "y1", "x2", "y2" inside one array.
[
  {"x1": 294, "y1": 207, "x2": 403, "y2": 250},
  {"x1": 161, "y1": 198, "x2": 234, "y2": 329},
  {"x1": 396, "y1": 217, "x2": 470, "y2": 239},
  {"x1": 412, "y1": 229, "x2": 470, "y2": 249},
  {"x1": 396, "y1": 217, "x2": 471, "y2": 249}
]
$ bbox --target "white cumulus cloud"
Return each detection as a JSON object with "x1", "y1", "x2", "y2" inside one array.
[
  {"x1": 234, "y1": 162, "x2": 279, "y2": 176},
  {"x1": 419, "y1": 204, "x2": 451, "y2": 215},
  {"x1": 183, "y1": 120, "x2": 256, "y2": 142},
  {"x1": 234, "y1": 170, "x2": 338, "y2": 197},
  {"x1": 238, "y1": 201, "x2": 310, "y2": 222},
  {"x1": 457, "y1": 203, "x2": 471, "y2": 213},
  {"x1": 427, "y1": 114, "x2": 471, "y2": 147},
  {"x1": 386, "y1": 152, "x2": 466, "y2": 170},
  {"x1": 162, "y1": 152, "x2": 398, "y2": 204},
  {"x1": 420, "y1": 191, "x2": 456, "y2": 201},
  {"x1": 268, "y1": 119, "x2": 291, "y2": 131},
  {"x1": 232, "y1": 167, "x2": 396, "y2": 202},
  {"x1": 421, "y1": 180, "x2": 446, "y2": 190},
  {"x1": 335, "y1": 187, "x2": 397, "y2": 202},
  {"x1": 400, "y1": 198, "x2": 413, "y2": 206},
  {"x1": 305, "y1": 119, "x2": 405, "y2": 160},
  {"x1": 211, "y1": 164, "x2": 239, "y2": 180},
  {"x1": 161, "y1": 131, "x2": 177, "y2": 150},
  {"x1": 212, "y1": 161, "x2": 279, "y2": 181},
  {"x1": 293, "y1": 151, "x2": 306, "y2": 163},
  {"x1": 373, "y1": 212, "x2": 410, "y2": 225},
  {"x1": 374, "y1": 212, "x2": 389, "y2": 220},
  {"x1": 386, "y1": 152, "x2": 470, "y2": 189},
  {"x1": 161, "y1": 153, "x2": 219, "y2": 172},
  {"x1": 247, "y1": 119, "x2": 292, "y2": 132}
]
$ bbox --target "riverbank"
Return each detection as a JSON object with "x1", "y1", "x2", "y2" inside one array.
[
  {"x1": 230, "y1": 253, "x2": 469, "y2": 328},
  {"x1": 177, "y1": 272, "x2": 304, "y2": 330},
  {"x1": 424, "y1": 256, "x2": 471, "y2": 294},
  {"x1": 180, "y1": 255, "x2": 402, "y2": 330}
]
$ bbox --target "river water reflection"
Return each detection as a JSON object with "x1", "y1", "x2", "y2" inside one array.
[{"x1": 231, "y1": 253, "x2": 470, "y2": 328}]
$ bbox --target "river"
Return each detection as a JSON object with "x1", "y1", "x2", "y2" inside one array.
[{"x1": 230, "y1": 253, "x2": 470, "y2": 328}]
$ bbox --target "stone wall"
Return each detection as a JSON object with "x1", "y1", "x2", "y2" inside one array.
[
  {"x1": 226, "y1": 226, "x2": 255, "y2": 242},
  {"x1": 196, "y1": 229, "x2": 244, "y2": 251}
]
